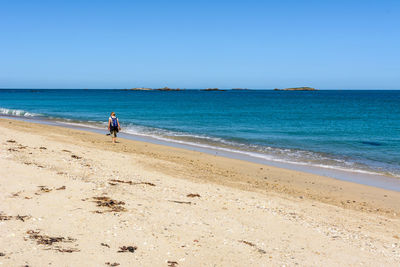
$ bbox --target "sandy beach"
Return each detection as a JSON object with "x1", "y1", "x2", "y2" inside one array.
[{"x1": 1, "y1": 118, "x2": 399, "y2": 266}]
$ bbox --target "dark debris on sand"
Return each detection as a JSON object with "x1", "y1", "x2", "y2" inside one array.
[
  {"x1": 0, "y1": 214, "x2": 13, "y2": 221},
  {"x1": 26, "y1": 230, "x2": 75, "y2": 245},
  {"x1": 6, "y1": 141, "x2": 28, "y2": 152},
  {"x1": 38, "y1": 186, "x2": 52, "y2": 193},
  {"x1": 118, "y1": 246, "x2": 137, "y2": 253},
  {"x1": 71, "y1": 155, "x2": 82, "y2": 159},
  {"x1": 10, "y1": 191, "x2": 21, "y2": 197},
  {"x1": 239, "y1": 240, "x2": 266, "y2": 254},
  {"x1": 0, "y1": 213, "x2": 31, "y2": 222},
  {"x1": 26, "y1": 230, "x2": 79, "y2": 253},
  {"x1": 92, "y1": 196, "x2": 127, "y2": 213},
  {"x1": 167, "y1": 261, "x2": 179, "y2": 267},
  {"x1": 35, "y1": 185, "x2": 66, "y2": 194},
  {"x1": 16, "y1": 215, "x2": 31, "y2": 222},
  {"x1": 105, "y1": 262, "x2": 120, "y2": 266},
  {"x1": 101, "y1": 243, "x2": 110, "y2": 248},
  {"x1": 110, "y1": 179, "x2": 155, "y2": 186},
  {"x1": 168, "y1": 200, "x2": 192, "y2": 205},
  {"x1": 51, "y1": 248, "x2": 80, "y2": 253},
  {"x1": 186, "y1": 193, "x2": 201, "y2": 198}
]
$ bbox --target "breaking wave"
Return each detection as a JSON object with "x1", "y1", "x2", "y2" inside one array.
[{"x1": 0, "y1": 107, "x2": 39, "y2": 117}]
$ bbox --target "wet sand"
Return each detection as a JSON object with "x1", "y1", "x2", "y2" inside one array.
[{"x1": 1, "y1": 118, "x2": 399, "y2": 266}]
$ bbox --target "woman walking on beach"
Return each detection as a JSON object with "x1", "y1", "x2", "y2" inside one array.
[{"x1": 108, "y1": 112, "x2": 121, "y2": 143}]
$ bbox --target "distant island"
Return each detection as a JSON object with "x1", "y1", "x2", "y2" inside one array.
[
  {"x1": 122, "y1": 87, "x2": 229, "y2": 91},
  {"x1": 120, "y1": 87, "x2": 317, "y2": 91},
  {"x1": 200, "y1": 88, "x2": 227, "y2": 91},
  {"x1": 274, "y1": 87, "x2": 317, "y2": 91},
  {"x1": 122, "y1": 87, "x2": 184, "y2": 91}
]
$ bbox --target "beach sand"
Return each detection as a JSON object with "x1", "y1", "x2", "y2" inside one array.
[{"x1": 1, "y1": 118, "x2": 399, "y2": 266}]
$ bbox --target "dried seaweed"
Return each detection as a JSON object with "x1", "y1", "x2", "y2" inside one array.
[
  {"x1": 137, "y1": 182, "x2": 156, "y2": 186},
  {"x1": 39, "y1": 147, "x2": 47, "y2": 150},
  {"x1": 110, "y1": 179, "x2": 133, "y2": 184},
  {"x1": 52, "y1": 247, "x2": 80, "y2": 253},
  {"x1": 239, "y1": 240, "x2": 266, "y2": 254},
  {"x1": 71, "y1": 155, "x2": 82, "y2": 159},
  {"x1": 0, "y1": 214, "x2": 12, "y2": 221},
  {"x1": 16, "y1": 215, "x2": 31, "y2": 222},
  {"x1": 56, "y1": 186, "x2": 66, "y2": 190},
  {"x1": 26, "y1": 230, "x2": 76, "y2": 245},
  {"x1": 110, "y1": 179, "x2": 155, "y2": 186},
  {"x1": 106, "y1": 262, "x2": 120, "y2": 266},
  {"x1": 118, "y1": 246, "x2": 137, "y2": 253},
  {"x1": 168, "y1": 200, "x2": 192, "y2": 205},
  {"x1": 62, "y1": 149, "x2": 71, "y2": 153},
  {"x1": 25, "y1": 230, "x2": 79, "y2": 253},
  {"x1": 6, "y1": 139, "x2": 16, "y2": 143},
  {"x1": 167, "y1": 261, "x2": 179, "y2": 267},
  {"x1": 38, "y1": 186, "x2": 52, "y2": 193},
  {"x1": 10, "y1": 191, "x2": 21, "y2": 197},
  {"x1": 187, "y1": 193, "x2": 201, "y2": 198},
  {"x1": 92, "y1": 196, "x2": 126, "y2": 212},
  {"x1": 0, "y1": 214, "x2": 31, "y2": 221},
  {"x1": 101, "y1": 243, "x2": 110, "y2": 248}
]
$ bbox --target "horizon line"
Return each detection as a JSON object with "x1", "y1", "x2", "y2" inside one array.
[{"x1": 1, "y1": 88, "x2": 400, "y2": 90}]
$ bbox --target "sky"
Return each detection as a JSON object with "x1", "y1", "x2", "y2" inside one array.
[{"x1": 0, "y1": 0, "x2": 399, "y2": 89}]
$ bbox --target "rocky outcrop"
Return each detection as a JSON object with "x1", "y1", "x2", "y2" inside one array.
[
  {"x1": 274, "y1": 87, "x2": 317, "y2": 91},
  {"x1": 122, "y1": 88, "x2": 153, "y2": 91},
  {"x1": 123, "y1": 87, "x2": 184, "y2": 91},
  {"x1": 155, "y1": 87, "x2": 184, "y2": 91},
  {"x1": 200, "y1": 88, "x2": 227, "y2": 91}
]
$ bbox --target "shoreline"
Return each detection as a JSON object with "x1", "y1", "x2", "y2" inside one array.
[
  {"x1": 1, "y1": 118, "x2": 400, "y2": 265},
  {"x1": 3, "y1": 114, "x2": 400, "y2": 192},
  {"x1": 2, "y1": 117, "x2": 400, "y2": 216}
]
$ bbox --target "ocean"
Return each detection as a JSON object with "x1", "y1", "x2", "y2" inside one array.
[{"x1": 1, "y1": 89, "x2": 399, "y2": 178}]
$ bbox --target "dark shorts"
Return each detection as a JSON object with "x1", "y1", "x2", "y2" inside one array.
[{"x1": 110, "y1": 130, "x2": 117, "y2": 137}]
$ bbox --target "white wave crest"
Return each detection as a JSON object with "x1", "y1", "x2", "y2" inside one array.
[{"x1": 0, "y1": 107, "x2": 38, "y2": 117}]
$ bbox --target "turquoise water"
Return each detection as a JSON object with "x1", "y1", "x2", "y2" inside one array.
[{"x1": 1, "y1": 89, "x2": 399, "y2": 177}]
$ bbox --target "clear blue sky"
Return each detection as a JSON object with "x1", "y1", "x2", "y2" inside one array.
[{"x1": 0, "y1": 0, "x2": 399, "y2": 89}]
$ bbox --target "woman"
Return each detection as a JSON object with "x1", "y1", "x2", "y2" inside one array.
[{"x1": 108, "y1": 112, "x2": 121, "y2": 143}]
